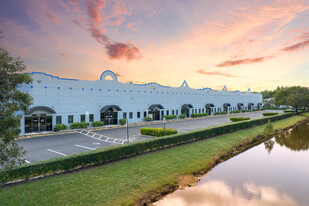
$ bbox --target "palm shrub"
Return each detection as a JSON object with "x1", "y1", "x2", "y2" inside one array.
[
  {"x1": 179, "y1": 114, "x2": 186, "y2": 119},
  {"x1": 119, "y1": 119, "x2": 127, "y2": 125},
  {"x1": 264, "y1": 119, "x2": 274, "y2": 134}
]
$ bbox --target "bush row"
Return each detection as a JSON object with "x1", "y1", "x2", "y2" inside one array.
[
  {"x1": 263, "y1": 112, "x2": 279, "y2": 116},
  {"x1": 91, "y1": 121, "x2": 104, "y2": 127},
  {"x1": 230, "y1": 110, "x2": 240, "y2": 113},
  {"x1": 0, "y1": 112, "x2": 295, "y2": 183},
  {"x1": 253, "y1": 108, "x2": 259, "y2": 111},
  {"x1": 242, "y1": 109, "x2": 251, "y2": 112},
  {"x1": 214, "y1": 111, "x2": 227, "y2": 115},
  {"x1": 70, "y1": 122, "x2": 90, "y2": 129},
  {"x1": 230, "y1": 117, "x2": 250, "y2": 122},
  {"x1": 144, "y1": 117, "x2": 152, "y2": 121},
  {"x1": 162, "y1": 115, "x2": 177, "y2": 120},
  {"x1": 140, "y1": 127, "x2": 178, "y2": 137},
  {"x1": 54, "y1": 124, "x2": 67, "y2": 132},
  {"x1": 191, "y1": 113, "x2": 209, "y2": 118}
]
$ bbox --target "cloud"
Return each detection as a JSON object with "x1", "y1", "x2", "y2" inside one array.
[
  {"x1": 197, "y1": 69, "x2": 239, "y2": 77},
  {"x1": 280, "y1": 39, "x2": 309, "y2": 52},
  {"x1": 127, "y1": 23, "x2": 138, "y2": 31},
  {"x1": 106, "y1": 42, "x2": 141, "y2": 60},
  {"x1": 58, "y1": 52, "x2": 69, "y2": 62},
  {"x1": 217, "y1": 57, "x2": 271, "y2": 67}
]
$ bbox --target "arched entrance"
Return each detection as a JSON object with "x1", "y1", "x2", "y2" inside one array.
[
  {"x1": 100, "y1": 105, "x2": 122, "y2": 125},
  {"x1": 248, "y1": 103, "x2": 254, "y2": 111},
  {"x1": 257, "y1": 103, "x2": 263, "y2": 110},
  {"x1": 148, "y1": 104, "x2": 164, "y2": 120},
  {"x1": 206, "y1": 103, "x2": 215, "y2": 115},
  {"x1": 181, "y1": 104, "x2": 193, "y2": 117},
  {"x1": 237, "y1": 103, "x2": 244, "y2": 111},
  {"x1": 223, "y1": 103, "x2": 231, "y2": 113},
  {"x1": 24, "y1": 106, "x2": 56, "y2": 133}
]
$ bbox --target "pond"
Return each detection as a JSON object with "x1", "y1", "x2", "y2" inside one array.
[{"x1": 155, "y1": 121, "x2": 309, "y2": 206}]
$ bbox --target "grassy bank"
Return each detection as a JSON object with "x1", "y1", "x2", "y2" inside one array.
[{"x1": 0, "y1": 114, "x2": 308, "y2": 205}]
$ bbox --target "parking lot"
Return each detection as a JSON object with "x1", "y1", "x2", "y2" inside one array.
[{"x1": 17, "y1": 110, "x2": 282, "y2": 163}]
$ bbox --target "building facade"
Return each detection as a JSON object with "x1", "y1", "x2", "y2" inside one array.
[{"x1": 18, "y1": 70, "x2": 263, "y2": 134}]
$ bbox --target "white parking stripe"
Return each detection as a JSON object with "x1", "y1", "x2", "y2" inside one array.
[
  {"x1": 47, "y1": 149, "x2": 67, "y2": 156},
  {"x1": 25, "y1": 160, "x2": 31, "y2": 163},
  {"x1": 75, "y1": 144, "x2": 95, "y2": 150}
]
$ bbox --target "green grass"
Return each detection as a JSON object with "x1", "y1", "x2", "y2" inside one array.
[{"x1": 0, "y1": 114, "x2": 307, "y2": 206}]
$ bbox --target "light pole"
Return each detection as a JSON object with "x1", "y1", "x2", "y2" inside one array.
[
  {"x1": 163, "y1": 117, "x2": 166, "y2": 136},
  {"x1": 126, "y1": 119, "x2": 129, "y2": 143}
]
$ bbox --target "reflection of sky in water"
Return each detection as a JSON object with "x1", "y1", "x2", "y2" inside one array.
[{"x1": 155, "y1": 123, "x2": 309, "y2": 206}]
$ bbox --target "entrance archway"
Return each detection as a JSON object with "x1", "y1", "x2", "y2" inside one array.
[
  {"x1": 257, "y1": 103, "x2": 263, "y2": 110},
  {"x1": 223, "y1": 103, "x2": 231, "y2": 113},
  {"x1": 248, "y1": 103, "x2": 254, "y2": 111},
  {"x1": 24, "y1": 106, "x2": 56, "y2": 133},
  {"x1": 206, "y1": 103, "x2": 215, "y2": 115},
  {"x1": 100, "y1": 105, "x2": 122, "y2": 125},
  {"x1": 181, "y1": 104, "x2": 193, "y2": 117},
  {"x1": 237, "y1": 103, "x2": 244, "y2": 111},
  {"x1": 148, "y1": 104, "x2": 164, "y2": 120}
]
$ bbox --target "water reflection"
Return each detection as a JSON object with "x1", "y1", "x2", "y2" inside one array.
[
  {"x1": 274, "y1": 122, "x2": 309, "y2": 151},
  {"x1": 155, "y1": 180, "x2": 298, "y2": 206},
  {"x1": 264, "y1": 140, "x2": 275, "y2": 154}
]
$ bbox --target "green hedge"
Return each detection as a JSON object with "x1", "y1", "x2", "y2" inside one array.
[
  {"x1": 162, "y1": 115, "x2": 177, "y2": 120},
  {"x1": 191, "y1": 113, "x2": 209, "y2": 118},
  {"x1": 179, "y1": 114, "x2": 186, "y2": 119},
  {"x1": 242, "y1": 109, "x2": 251, "y2": 112},
  {"x1": 119, "y1": 119, "x2": 127, "y2": 125},
  {"x1": 144, "y1": 117, "x2": 152, "y2": 121},
  {"x1": 70, "y1": 122, "x2": 90, "y2": 129},
  {"x1": 230, "y1": 117, "x2": 250, "y2": 122},
  {"x1": 0, "y1": 112, "x2": 295, "y2": 184},
  {"x1": 140, "y1": 127, "x2": 177, "y2": 137},
  {"x1": 214, "y1": 112, "x2": 221, "y2": 115},
  {"x1": 221, "y1": 111, "x2": 227, "y2": 115},
  {"x1": 253, "y1": 108, "x2": 259, "y2": 111},
  {"x1": 231, "y1": 110, "x2": 240, "y2": 113},
  {"x1": 54, "y1": 124, "x2": 67, "y2": 132},
  {"x1": 91, "y1": 121, "x2": 104, "y2": 127},
  {"x1": 263, "y1": 112, "x2": 279, "y2": 116}
]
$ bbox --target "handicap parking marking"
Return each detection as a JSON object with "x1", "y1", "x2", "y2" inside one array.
[
  {"x1": 75, "y1": 144, "x2": 95, "y2": 150},
  {"x1": 47, "y1": 149, "x2": 67, "y2": 156},
  {"x1": 76, "y1": 129, "x2": 124, "y2": 144}
]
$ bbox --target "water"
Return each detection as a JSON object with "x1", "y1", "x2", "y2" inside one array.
[{"x1": 155, "y1": 122, "x2": 309, "y2": 206}]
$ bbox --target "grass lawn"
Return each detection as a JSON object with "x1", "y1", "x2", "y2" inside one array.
[{"x1": 0, "y1": 113, "x2": 308, "y2": 205}]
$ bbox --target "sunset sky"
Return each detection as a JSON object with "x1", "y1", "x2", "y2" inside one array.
[{"x1": 0, "y1": 0, "x2": 308, "y2": 91}]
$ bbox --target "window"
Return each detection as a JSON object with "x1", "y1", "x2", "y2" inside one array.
[
  {"x1": 161, "y1": 111, "x2": 164, "y2": 116},
  {"x1": 89, "y1": 114, "x2": 94, "y2": 122},
  {"x1": 167, "y1": 110, "x2": 169, "y2": 115},
  {"x1": 56, "y1": 116, "x2": 62, "y2": 124},
  {"x1": 81, "y1": 114, "x2": 85, "y2": 122},
  {"x1": 137, "y1": 112, "x2": 140, "y2": 118},
  {"x1": 144, "y1": 111, "x2": 147, "y2": 118},
  {"x1": 123, "y1": 112, "x2": 127, "y2": 119},
  {"x1": 172, "y1": 110, "x2": 175, "y2": 115},
  {"x1": 195, "y1": 109, "x2": 197, "y2": 113},
  {"x1": 129, "y1": 112, "x2": 133, "y2": 119},
  {"x1": 176, "y1": 110, "x2": 178, "y2": 115},
  {"x1": 199, "y1": 109, "x2": 201, "y2": 113},
  {"x1": 68, "y1": 115, "x2": 73, "y2": 124}
]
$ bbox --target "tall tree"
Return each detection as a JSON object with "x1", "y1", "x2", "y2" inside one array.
[
  {"x1": 275, "y1": 86, "x2": 309, "y2": 114},
  {"x1": 0, "y1": 48, "x2": 33, "y2": 169}
]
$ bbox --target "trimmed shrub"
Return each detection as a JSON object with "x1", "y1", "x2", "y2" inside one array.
[
  {"x1": 221, "y1": 111, "x2": 227, "y2": 115},
  {"x1": 140, "y1": 127, "x2": 177, "y2": 137},
  {"x1": 230, "y1": 117, "x2": 250, "y2": 122},
  {"x1": 242, "y1": 109, "x2": 251, "y2": 112},
  {"x1": 54, "y1": 124, "x2": 67, "y2": 132},
  {"x1": 284, "y1": 110, "x2": 295, "y2": 113},
  {"x1": 179, "y1": 114, "x2": 186, "y2": 119},
  {"x1": 231, "y1": 110, "x2": 240, "y2": 113},
  {"x1": 119, "y1": 119, "x2": 127, "y2": 125},
  {"x1": 253, "y1": 108, "x2": 259, "y2": 111},
  {"x1": 144, "y1": 117, "x2": 152, "y2": 121},
  {"x1": 214, "y1": 112, "x2": 221, "y2": 115},
  {"x1": 163, "y1": 115, "x2": 177, "y2": 120},
  {"x1": 91, "y1": 121, "x2": 104, "y2": 127},
  {"x1": 70, "y1": 122, "x2": 89, "y2": 129},
  {"x1": 263, "y1": 112, "x2": 279, "y2": 116},
  {"x1": 191, "y1": 113, "x2": 209, "y2": 118},
  {"x1": 0, "y1": 112, "x2": 294, "y2": 184}
]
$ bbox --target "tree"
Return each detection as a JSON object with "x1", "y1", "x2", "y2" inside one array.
[
  {"x1": 275, "y1": 86, "x2": 309, "y2": 114},
  {"x1": 0, "y1": 48, "x2": 33, "y2": 169}
]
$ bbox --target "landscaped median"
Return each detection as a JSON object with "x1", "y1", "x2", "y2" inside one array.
[{"x1": 0, "y1": 113, "x2": 308, "y2": 205}]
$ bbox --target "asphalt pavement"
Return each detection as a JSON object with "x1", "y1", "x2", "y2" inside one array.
[{"x1": 17, "y1": 110, "x2": 282, "y2": 163}]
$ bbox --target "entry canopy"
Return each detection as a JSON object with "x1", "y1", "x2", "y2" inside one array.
[
  {"x1": 237, "y1": 103, "x2": 244, "y2": 106},
  {"x1": 248, "y1": 103, "x2": 254, "y2": 106},
  {"x1": 181, "y1": 104, "x2": 193, "y2": 109},
  {"x1": 205, "y1": 103, "x2": 215, "y2": 108},
  {"x1": 148, "y1": 104, "x2": 164, "y2": 111},
  {"x1": 223, "y1": 103, "x2": 231, "y2": 107},
  {"x1": 100, "y1": 105, "x2": 122, "y2": 113},
  {"x1": 26, "y1": 106, "x2": 56, "y2": 115}
]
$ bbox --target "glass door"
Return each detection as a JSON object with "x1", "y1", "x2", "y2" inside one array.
[
  {"x1": 32, "y1": 117, "x2": 39, "y2": 132},
  {"x1": 39, "y1": 116, "x2": 46, "y2": 131}
]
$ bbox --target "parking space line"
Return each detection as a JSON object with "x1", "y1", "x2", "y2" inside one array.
[
  {"x1": 25, "y1": 160, "x2": 31, "y2": 163},
  {"x1": 47, "y1": 149, "x2": 67, "y2": 156},
  {"x1": 76, "y1": 130, "x2": 123, "y2": 145},
  {"x1": 75, "y1": 144, "x2": 95, "y2": 150}
]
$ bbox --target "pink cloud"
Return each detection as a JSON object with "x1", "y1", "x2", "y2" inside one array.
[
  {"x1": 127, "y1": 23, "x2": 138, "y2": 31},
  {"x1": 217, "y1": 56, "x2": 273, "y2": 67},
  {"x1": 58, "y1": 52, "x2": 69, "y2": 62},
  {"x1": 280, "y1": 33, "x2": 309, "y2": 52},
  {"x1": 197, "y1": 69, "x2": 239, "y2": 77}
]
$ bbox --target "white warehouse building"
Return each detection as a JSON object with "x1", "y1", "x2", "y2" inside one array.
[{"x1": 18, "y1": 70, "x2": 263, "y2": 134}]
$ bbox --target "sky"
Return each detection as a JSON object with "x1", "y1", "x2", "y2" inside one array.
[{"x1": 0, "y1": 0, "x2": 308, "y2": 92}]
